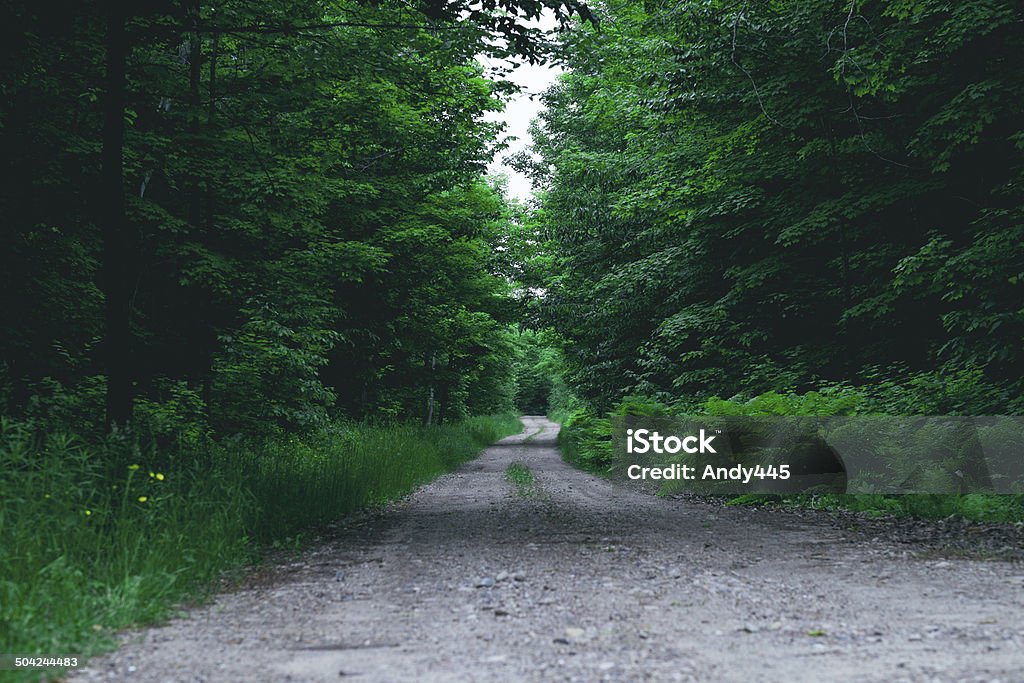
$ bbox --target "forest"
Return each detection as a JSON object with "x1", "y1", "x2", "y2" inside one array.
[
  {"x1": 1, "y1": 0, "x2": 1023, "y2": 672},
  {"x1": 524, "y1": 0, "x2": 1024, "y2": 506}
]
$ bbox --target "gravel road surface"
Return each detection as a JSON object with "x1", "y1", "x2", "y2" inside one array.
[{"x1": 73, "y1": 416, "x2": 1024, "y2": 682}]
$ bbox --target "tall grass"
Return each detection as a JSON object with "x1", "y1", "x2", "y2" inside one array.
[
  {"x1": 0, "y1": 414, "x2": 520, "y2": 681},
  {"x1": 236, "y1": 414, "x2": 522, "y2": 540}
]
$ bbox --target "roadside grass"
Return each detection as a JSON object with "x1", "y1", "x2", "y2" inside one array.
[
  {"x1": 505, "y1": 462, "x2": 539, "y2": 497},
  {"x1": 724, "y1": 492, "x2": 1024, "y2": 524},
  {"x1": 0, "y1": 413, "x2": 521, "y2": 681},
  {"x1": 238, "y1": 414, "x2": 523, "y2": 540},
  {"x1": 777, "y1": 492, "x2": 1024, "y2": 522}
]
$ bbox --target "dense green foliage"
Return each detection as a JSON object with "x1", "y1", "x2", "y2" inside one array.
[
  {"x1": 509, "y1": 329, "x2": 575, "y2": 415},
  {"x1": 0, "y1": 0, "x2": 593, "y2": 432},
  {"x1": 528, "y1": 0, "x2": 1024, "y2": 413},
  {"x1": 535, "y1": 0, "x2": 1024, "y2": 516},
  {"x1": 0, "y1": 414, "x2": 519, "y2": 678}
]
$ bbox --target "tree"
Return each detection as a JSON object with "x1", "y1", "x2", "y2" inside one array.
[
  {"x1": 531, "y1": 0, "x2": 1024, "y2": 412},
  {"x1": 1, "y1": 0, "x2": 594, "y2": 433}
]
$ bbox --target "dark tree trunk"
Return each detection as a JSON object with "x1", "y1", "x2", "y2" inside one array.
[{"x1": 101, "y1": 0, "x2": 134, "y2": 428}]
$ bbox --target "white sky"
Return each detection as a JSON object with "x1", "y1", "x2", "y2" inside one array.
[{"x1": 481, "y1": 18, "x2": 563, "y2": 202}]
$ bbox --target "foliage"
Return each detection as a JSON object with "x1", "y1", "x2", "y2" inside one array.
[
  {"x1": 211, "y1": 302, "x2": 339, "y2": 435},
  {"x1": 0, "y1": 0, "x2": 548, "y2": 432},
  {"x1": 510, "y1": 329, "x2": 570, "y2": 415},
  {"x1": 0, "y1": 419, "x2": 253, "y2": 676},
  {"x1": 545, "y1": 374, "x2": 582, "y2": 425},
  {"x1": 0, "y1": 1, "x2": 551, "y2": 669},
  {"x1": 702, "y1": 391, "x2": 865, "y2": 418},
  {"x1": 541, "y1": 0, "x2": 1024, "y2": 520},
  {"x1": 558, "y1": 407, "x2": 612, "y2": 473},
  {"x1": 530, "y1": 0, "x2": 1024, "y2": 413}
]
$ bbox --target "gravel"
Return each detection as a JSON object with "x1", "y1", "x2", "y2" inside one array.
[{"x1": 72, "y1": 416, "x2": 1024, "y2": 682}]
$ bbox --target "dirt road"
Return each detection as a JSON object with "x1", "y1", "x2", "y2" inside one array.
[{"x1": 74, "y1": 416, "x2": 1024, "y2": 682}]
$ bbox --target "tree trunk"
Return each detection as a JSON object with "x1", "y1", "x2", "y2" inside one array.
[{"x1": 101, "y1": 0, "x2": 134, "y2": 428}]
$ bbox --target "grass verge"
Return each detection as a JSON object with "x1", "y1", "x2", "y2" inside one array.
[{"x1": 0, "y1": 413, "x2": 521, "y2": 681}]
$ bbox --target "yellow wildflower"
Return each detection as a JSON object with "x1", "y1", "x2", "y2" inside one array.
[
  {"x1": 138, "y1": 496, "x2": 148, "y2": 503},
  {"x1": 128, "y1": 464, "x2": 140, "y2": 471},
  {"x1": 83, "y1": 509, "x2": 91, "y2": 516},
  {"x1": 155, "y1": 473, "x2": 165, "y2": 481}
]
